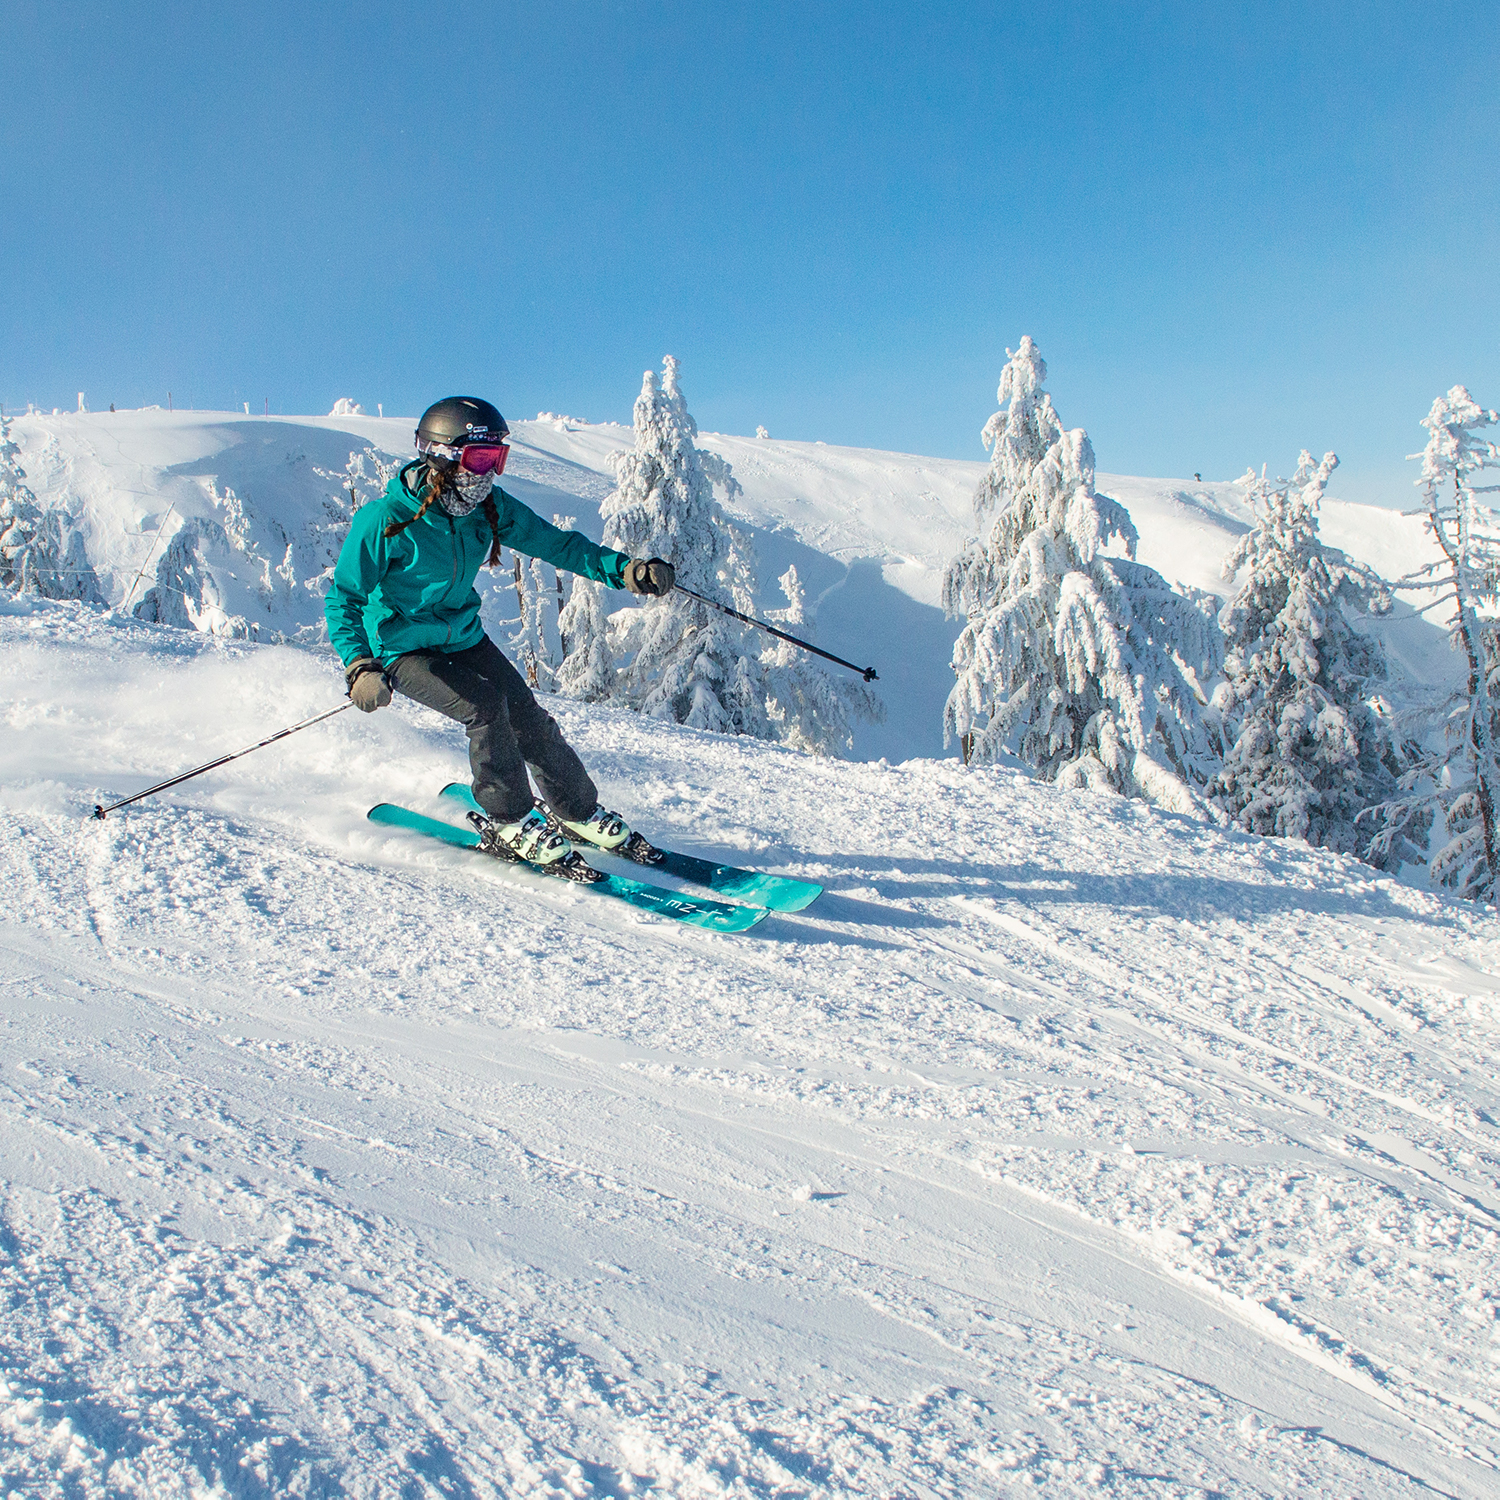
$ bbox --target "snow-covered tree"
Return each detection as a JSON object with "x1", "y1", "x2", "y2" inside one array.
[
  {"x1": 0, "y1": 418, "x2": 103, "y2": 603},
  {"x1": 310, "y1": 447, "x2": 399, "y2": 585},
  {"x1": 1371, "y1": 387, "x2": 1500, "y2": 898},
  {"x1": 317, "y1": 446, "x2": 399, "y2": 514},
  {"x1": 942, "y1": 338, "x2": 1220, "y2": 809},
  {"x1": 507, "y1": 552, "x2": 560, "y2": 690},
  {"x1": 0, "y1": 421, "x2": 46, "y2": 592},
  {"x1": 557, "y1": 575, "x2": 616, "y2": 702},
  {"x1": 602, "y1": 356, "x2": 770, "y2": 735},
  {"x1": 1208, "y1": 451, "x2": 1402, "y2": 855},
  {"x1": 760, "y1": 565, "x2": 884, "y2": 754}
]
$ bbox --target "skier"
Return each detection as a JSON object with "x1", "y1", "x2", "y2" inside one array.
[{"x1": 326, "y1": 396, "x2": 675, "y2": 872}]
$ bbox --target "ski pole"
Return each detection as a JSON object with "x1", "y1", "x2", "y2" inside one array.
[
  {"x1": 672, "y1": 584, "x2": 879, "y2": 682},
  {"x1": 93, "y1": 701, "x2": 355, "y2": 819}
]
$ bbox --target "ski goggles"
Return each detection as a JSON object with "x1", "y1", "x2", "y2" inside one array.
[{"x1": 420, "y1": 439, "x2": 510, "y2": 476}]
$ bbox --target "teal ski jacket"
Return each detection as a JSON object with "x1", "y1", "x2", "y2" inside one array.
[{"x1": 325, "y1": 465, "x2": 631, "y2": 668}]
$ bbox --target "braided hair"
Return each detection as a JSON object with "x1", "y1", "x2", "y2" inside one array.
[
  {"x1": 481, "y1": 494, "x2": 502, "y2": 567},
  {"x1": 382, "y1": 460, "x2": 504, "y2": 567},
  {"x1": 383, "y1": 461, "x2": 443, "y2": 541}
]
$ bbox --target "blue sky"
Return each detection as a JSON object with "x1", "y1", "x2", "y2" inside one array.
[{"x1": 3, "y1": 1, "x2": 1495, "y2": 503}]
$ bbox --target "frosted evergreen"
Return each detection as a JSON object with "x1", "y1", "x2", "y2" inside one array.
[
  {"x1": 1373, "y1": 387, "x2": 1500, "y2": 899},
  {"x1": 597, "y1": 358, "x2": 875, "y2": 752},
  {"x1": 1209, "y1": 452, "x2": 1401, "y2": 856},
  {"x1": 602, "y1": 357, "x2": 769, "y2": 735},
  {"x1": 761, "y1": 565, "x2": 884, "y2": 755},
  {"x1": 557, "y1": 575, "x2": 616, "y2": 702},
  {"x1": 0, "y1": 418, "x2": 103, "y2": 603},
  {"x1": 942, "y1": 339, "x2": 1219, "y2": 809},
  {"x1": 309, "y1": 448, "x2": 399, "y2": 598}
]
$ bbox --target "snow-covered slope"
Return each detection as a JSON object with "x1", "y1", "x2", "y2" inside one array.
[
  {"x1": 4, "y1": 595, "x2": 1499, "y2": 1496},
  {"x1": 4, "y1": 408, "x2": 1456, "y2": 764}
]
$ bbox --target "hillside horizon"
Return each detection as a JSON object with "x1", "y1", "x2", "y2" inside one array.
[{"x1": 1, "y1": 404, "x2": 1455, "y2": 767}]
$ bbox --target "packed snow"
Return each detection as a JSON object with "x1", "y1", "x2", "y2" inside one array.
[{"x1": 3, "y1": 407, "x2": 1498, "y2": 1496}]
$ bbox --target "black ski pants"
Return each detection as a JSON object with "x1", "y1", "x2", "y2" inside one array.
[{"x1": 387, "y1": 635, "x2": 597, "y2": 824}]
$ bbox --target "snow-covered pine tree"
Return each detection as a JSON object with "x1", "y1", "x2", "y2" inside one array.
[
  {"x1": 760, "y1": 565, "x2": 884, "y2": 754},
  {"x1": 557, "y1": 574, "x2": 616, "y2": 702},
  {"x1": 1209, "y1": 451, "x2": 1402, "y2": 855},
  {"x1": 552, "y1": 509, "x2": 618, "y2": 701},
  {"x1": 0, "y1": 417, "x2": 103, "y2": 602},
  {"x1": 0, "y1": 419, "x2": 46, "y2": 593},
  {"x1": 942, "y1": 338, "x2": 1220, "y2": 809},
  {"x1": 602, "y1": 356, "x2": 769, "y2": 735},
  {"x1": 1371, "y1": 387, "x2": 1500, "y2": 899}
]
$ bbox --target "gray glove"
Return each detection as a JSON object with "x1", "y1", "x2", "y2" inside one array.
[
  {"x1": 624, "y1": 557, "x2": 675, "y2": 596},
  {"x1": 346, "y1": 658, "x2": 392, "y2": 712}
]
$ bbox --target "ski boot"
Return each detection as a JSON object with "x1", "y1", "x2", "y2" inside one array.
[
  {"x1": 467, "y1": 808, "x2": 604, "y2": 883},
  {"x1": 544, "y1": 801, "x2": 665, "y2": 868}
]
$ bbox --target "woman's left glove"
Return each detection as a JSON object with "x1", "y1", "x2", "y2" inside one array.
[
  {"x1": 624, "y1": 558, "x2": 676, "y2": 596},
  {"x1": 346, "y1": 658, "x2": 392, "y2": 712}
]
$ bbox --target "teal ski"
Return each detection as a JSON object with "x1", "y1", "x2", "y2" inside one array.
[
  {"x1": 439, "y1": 783, "x2": 823, "y2": 913},
  {"x1": 367, "y1": 802, "x2": 769, "y2": 934}
]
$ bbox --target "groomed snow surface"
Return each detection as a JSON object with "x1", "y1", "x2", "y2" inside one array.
[{"x1": 5, "y1": 595, "x2": 1500, "y2": 1498}]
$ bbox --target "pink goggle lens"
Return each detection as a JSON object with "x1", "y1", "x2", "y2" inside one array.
[{"x1": 459, "y1": 443, "x2": 508, "y2": 476}]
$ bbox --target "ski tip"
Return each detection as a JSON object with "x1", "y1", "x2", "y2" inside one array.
[
  {"x1": 727, "y1": 912, "x2": 772, "y2": 933},
  {"x1": 771, "y1": 885, "x2": 823, "y2": 913},
  {"x1": 366, "y1": 803, "x2": 423, "y2": 837},
  {"x1": 367, "y1": 802, "x2": 484, "y2": 849}
]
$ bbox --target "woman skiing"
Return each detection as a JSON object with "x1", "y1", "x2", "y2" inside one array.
[{"x1": 326, "y1": 396, "x2": 674, "y2": 874}]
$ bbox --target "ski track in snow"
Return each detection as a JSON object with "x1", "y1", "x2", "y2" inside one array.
[{"x1": 3, "y1": 598, "x2": 1500, "y2": 1496}]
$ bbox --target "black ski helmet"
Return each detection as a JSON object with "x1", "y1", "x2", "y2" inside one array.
[{"x1": 415, "y1": 396, "x2": 509, "y2": 449}]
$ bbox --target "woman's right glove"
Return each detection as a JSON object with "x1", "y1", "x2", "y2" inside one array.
[
  {"x1": 346, "y1": 658, "x2": 392, "y2": 712},
  {"x1": 624, "y1": 558, "x2": 676, "y2": 596}
]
